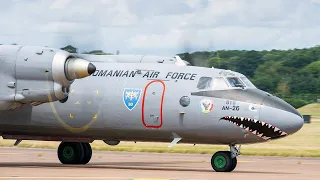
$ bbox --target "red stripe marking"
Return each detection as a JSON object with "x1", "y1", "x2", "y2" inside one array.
[
  {"x1": 209, "y1": 104, "x2": 214, "y2": 111},
  {"x1": 141, "y1": 80, "x2": 166, "y2": 129}
]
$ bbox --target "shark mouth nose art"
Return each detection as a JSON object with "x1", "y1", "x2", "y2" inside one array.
[{"x1": 220, "y1": 116, "x2": 288, "y2": 140}]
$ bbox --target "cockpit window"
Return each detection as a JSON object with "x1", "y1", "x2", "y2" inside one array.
[
  {"x1": 197, "y1": 77, "x2": 212, "y2": 89},
  {"x1": 240, "y1": 77, "x2": 256, "y2": 88},
  {"x1": 212, "y1": 77, "x2": 229, "y2": 90},
  {"x1": 227, "y1": 77, "x2": 245, "y2": 88}
]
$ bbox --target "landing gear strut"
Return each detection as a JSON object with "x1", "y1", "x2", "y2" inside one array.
[
  {"x1": 211, "y1": 144, "x2": 240, "y2": 172},
  {"x1": 57, "y1": 142, "x2": 92, "y2": 164}
]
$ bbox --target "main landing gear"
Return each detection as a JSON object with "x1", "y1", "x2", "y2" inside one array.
[
  {"x1": 211, "y1": 144, "x2": 240, "y2": 172},
  {"x1": 57, "y1": 142, "x2": 92, "y2": 164}
]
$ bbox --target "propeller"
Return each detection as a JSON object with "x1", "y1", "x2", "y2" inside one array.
[
  {"x1": 177, "y1": 38, "x2": 197, "y2": 66},
  {"x1": 177, "y1": 31, "x2": 216, "y2": 67}
]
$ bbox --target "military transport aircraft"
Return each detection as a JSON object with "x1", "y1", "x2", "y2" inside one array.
[{"x1": 0, "y1": 45, "x2": 303, "y2": 172}]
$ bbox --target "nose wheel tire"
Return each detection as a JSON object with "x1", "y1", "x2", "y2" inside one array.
[
  {"x1": 58, "y1": 142, "x2": 92, "y2": 165},
  {"x1": 211, "y1": 151, "x2": 237, "y2": 172}
]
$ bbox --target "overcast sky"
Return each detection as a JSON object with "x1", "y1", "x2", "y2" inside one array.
[{"x1": 1, "y1": 0, "x2": 320, "y2": 55}]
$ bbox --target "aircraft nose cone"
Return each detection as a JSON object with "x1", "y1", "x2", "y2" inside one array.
[
  {"x1": 286, "y1": 112, "x2": 304, "y2": 134},
  {"x1": 260, "y1": 96, "x2": 304, "y2": 138},
  {"x1": 87, "y1": 63, "x2": 96, "y2": 75}
]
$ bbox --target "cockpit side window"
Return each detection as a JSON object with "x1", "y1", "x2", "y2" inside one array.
[
  {"x1": 212, "y1": 77, "x2": 229, "y2": 90},
  {"x1": 197, "y1": 77, "x2": 212, "y2": 90},
  {"x1": 227, "y1": 77, "x2": 245, "y2": 88}
]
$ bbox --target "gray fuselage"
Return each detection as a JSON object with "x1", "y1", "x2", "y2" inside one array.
[{"x1": 0, "y1": 61, "x2": 304, "y2": 145}]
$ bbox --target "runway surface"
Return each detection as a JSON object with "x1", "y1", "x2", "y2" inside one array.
[{"x1": 0, "y1": 147, "x2": 320, "y2": 180}]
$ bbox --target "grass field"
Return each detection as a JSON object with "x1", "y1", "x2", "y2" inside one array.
[
  {"x1": 298, "y1": 103, "x2": 320, "y2": 118},
  {"x1": 1, "y1": 121, "x2": 320, "y2": 157}
]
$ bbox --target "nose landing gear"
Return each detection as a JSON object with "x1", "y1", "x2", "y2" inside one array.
[
  {"x1": 57, "y1": 142, "x2": 92, "y2": 164},
  {"x1": 211, "y1": 145, "x2": 240, "y2": 172}
]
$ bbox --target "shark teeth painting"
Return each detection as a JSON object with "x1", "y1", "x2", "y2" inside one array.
[{"x1": 220, "y1": 116, "x2": 288, "y2": 140}]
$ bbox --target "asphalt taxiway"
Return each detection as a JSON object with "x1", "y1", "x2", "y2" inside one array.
[{"x1": 0, "y1": 147, "x2": 320, "y2": 180}]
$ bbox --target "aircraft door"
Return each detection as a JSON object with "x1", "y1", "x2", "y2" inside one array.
[{"x1": 141, "y1": 80, "x2": 166, "y2": 128}]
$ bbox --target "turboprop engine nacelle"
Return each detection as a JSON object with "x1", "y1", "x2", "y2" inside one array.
[{"x1": 0, "y1": 45, "x2": 96, "y2": 110}]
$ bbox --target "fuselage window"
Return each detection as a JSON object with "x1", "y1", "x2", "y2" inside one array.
[
  {"x1": 197, "y1": 77, "x2": 212, "y2": 90},
  {"x1": 227, "y1": 77, "x2": 245, "y2": 88},
  {"x1": 212, "y1": 77, "x2": 229, "y2": 90}
]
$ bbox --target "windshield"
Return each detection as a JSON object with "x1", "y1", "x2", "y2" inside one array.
[
  {"x1": 240, "y1": 77, "x2": 256, "y2": 88},
  {"x1": 226, "y1": 77, "x2": 245, "y2": 88}
]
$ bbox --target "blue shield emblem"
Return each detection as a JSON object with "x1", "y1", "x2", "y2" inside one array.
[{"x1": 123, "y1": 88, "x2": 142, "y2": 111}]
